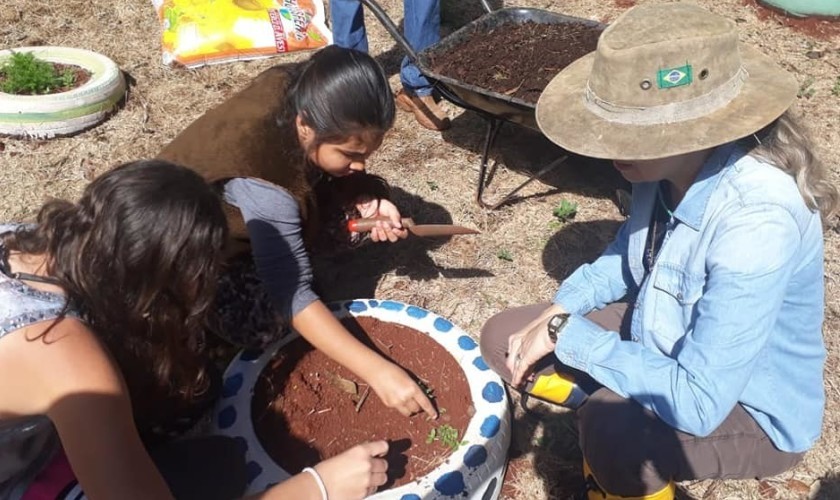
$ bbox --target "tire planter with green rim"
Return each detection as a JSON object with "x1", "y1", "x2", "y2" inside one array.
[
  {"x1": 0, "y1": 46, "x2": 126, "y2": 139},
  {"x1": 758, "y1": 0, "x2": 840, "y2": 17},
  {"x1": 213, "y1": 299, "x2": 511, "y2": 499}
]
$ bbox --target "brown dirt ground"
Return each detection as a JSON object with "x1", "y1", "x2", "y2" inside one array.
[{"x1": 2, "y1": 0, "x2": 838, "y2": 498}]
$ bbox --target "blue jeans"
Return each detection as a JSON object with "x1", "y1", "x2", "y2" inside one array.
[{"x1": 330, "y1": 0, "x2": 440, "y2": 96}]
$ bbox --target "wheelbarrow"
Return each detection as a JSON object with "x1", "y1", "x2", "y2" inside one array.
[{"x1": 359, "y1": 0, "x2": 604, "y2": 209}]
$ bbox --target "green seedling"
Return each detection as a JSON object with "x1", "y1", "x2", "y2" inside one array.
[
  {"x1": 797, "y1": 76, "x2": 815, "y2": 99},
  {"x1": 426, "y1": 424, "x2": 466, "y2": 451},
  {"x1": 427, "y1": 181, "x2": 439, "y2": 191},
  {"x1": 831, "y1": 76, "x2": 840, "y2": 97},
  {"x1": 552, "y1": 199, "x2": 578, "y2": 223},
  {"x1": 0, "y1": 52, "x2": 76, "y2": 95},
  {"x1": 497, "y1": 249, "x2": 513, "y2": 262}
]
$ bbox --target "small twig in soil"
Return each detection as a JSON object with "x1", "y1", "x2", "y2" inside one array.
[
  {"x1": 316, "y1": 408, "x2": 332, "y2": 414},
  {"x1": 409, "y1": 452, "x2": 447, "y2": 472},
  {"x1": 503, "y1": 80, "x2": 525, "y2": 95},
  {"x1": 355, "y1": 386, "x2": 371, "y2": 413},
  {"x1": 372, "y1": 336, "x2": 393, "y2": 353}
]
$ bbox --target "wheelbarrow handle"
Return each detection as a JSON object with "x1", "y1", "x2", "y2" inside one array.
[
  {"x1": 358, "y1": 0, "x2": 419, "y2": 63},
  {"x1": 358, "y1": 0, "x2": 496, "y2": 64}
]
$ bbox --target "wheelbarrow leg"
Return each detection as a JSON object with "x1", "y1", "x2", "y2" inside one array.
[
  {"x1": 476, "y1": 117, "x2": 503, "y2": 208},
  {"x1": 476, "y1": 118, "x2": 570, "y2": 210}
]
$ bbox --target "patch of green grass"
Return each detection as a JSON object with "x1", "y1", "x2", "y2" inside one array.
[
  {"x1": 497, "y1": 249, "x2": 513, "y2": 262},
  {"x1": 552, "y1": 199, "x2": 578, "y2": 223},
  {"x1": 831, "y1": 76, "x2": 840, "y2": 97},
  {"x1": 426, "y1": 424, "x2": 466, "y2": 451},
  {"x1": 0, "y1": 52, "x2": 75, "y2": 95},
  {"x1": 426, "y1": 181, "x2": 439, "y2": 191},
  {"x1": 797, "y1": 76, "x2": 816, "y2": 99}
]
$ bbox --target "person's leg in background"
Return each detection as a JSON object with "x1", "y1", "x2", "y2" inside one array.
[
  {"x1": 395, "y1": 0, "x2": 451, "y2": 130},
  {"x1": 330, "y1": 0, "x2": 369, "y2": 52}
]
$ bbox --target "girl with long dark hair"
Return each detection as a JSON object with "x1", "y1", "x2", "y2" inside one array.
[{"x1": 0, "y1": 160, "x2": 390, "y2": 499}]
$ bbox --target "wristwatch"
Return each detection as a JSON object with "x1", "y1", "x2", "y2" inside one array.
[{"x1": 547, "y1": 313, "x2": 570, "y2": 344}]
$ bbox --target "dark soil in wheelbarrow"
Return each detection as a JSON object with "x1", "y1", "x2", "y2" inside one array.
[
  {"x1": 252, "y1": 316, "x2": 474, "y2": 489},
  {"x1": 429, "y1": 21, "x2": 603, "y2": 104}
]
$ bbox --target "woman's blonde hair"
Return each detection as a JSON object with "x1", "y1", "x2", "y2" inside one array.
[{"x1": 750, "y1": 110, "x2": 839, "y2": 221}]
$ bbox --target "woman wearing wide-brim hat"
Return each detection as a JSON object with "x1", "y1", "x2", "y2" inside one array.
[{"x1": 479, "y1": 3, "x2": 838, "y2": 499}]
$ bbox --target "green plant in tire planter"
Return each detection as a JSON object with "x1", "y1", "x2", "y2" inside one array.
[{"x1": 0, "y1": 52, "x2": 78, "y2": 95}]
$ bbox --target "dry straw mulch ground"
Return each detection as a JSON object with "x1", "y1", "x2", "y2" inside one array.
[{"x1": 2, "y1": 0, "x2": 839, "y2": 498}]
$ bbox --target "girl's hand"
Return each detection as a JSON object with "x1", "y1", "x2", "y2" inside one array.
[
  {"x1": 506, "y1": 307, "x2": 562, "y2": 387},
  {"x1": 369, "y1": 361, "x2": 438, "y2": 418},
  {"x1": 314, "y1": 441, "x2": 390, "y2": 499},
  {"x1": 356, "y1": 198, "x2": 409, "y2": 243}
]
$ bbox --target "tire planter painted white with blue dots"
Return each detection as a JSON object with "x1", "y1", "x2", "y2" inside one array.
[
  {"x1": 0, "y1": 46, "x2": 126, "y2": 138},
  {"x1": 212, "y1": 299, "x2": 511, "y2": 499}
]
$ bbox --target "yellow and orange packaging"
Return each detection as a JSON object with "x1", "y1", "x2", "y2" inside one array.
[{"x1": 151, "y1": 0, "x2": 333, "y2": 68}]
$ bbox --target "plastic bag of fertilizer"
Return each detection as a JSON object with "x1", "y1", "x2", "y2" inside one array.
[{"x1": 152, "y1": 0, "x2": 332, "y2": 68}]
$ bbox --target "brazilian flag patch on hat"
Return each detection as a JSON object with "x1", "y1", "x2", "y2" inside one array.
[{"x1": 657, "y1": 64, "x2": 693, "y2": 89}]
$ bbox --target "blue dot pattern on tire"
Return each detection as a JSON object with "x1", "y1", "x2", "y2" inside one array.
[
  {"x1": 480, "y1": 416, "x2": 501, "y2": 438},
  {"x1": 212, "y1": 299, "x2": 510, "y2": 499},
  {"x1": 222, "y1": 373, "x2": 244, "y2": 398},
  {"x1": 464, "y1": 445, "x2": 488, "y2": 468},
  {"x1": 482, "y1": 382, "x2": 504, "y2": 403},
  {"x1": 246, "y1": 461, "x2": 263, "y2": 484},
  {"x1": 473, "y1": 356, "x2": 489, "y2": 371},
  {"x1": 217, "y1": 406, "x2": 237, "y2": 430},
  {"x1": 435, "y1": 471, "x2": 466, "y2": 496},
  {"x1": 458, "y1": 335, "x2": 478, "y2": 350}
]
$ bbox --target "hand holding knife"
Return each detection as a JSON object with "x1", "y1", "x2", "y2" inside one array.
[{"x1": 347, "y1": 217, "x2": 480, "y2": 238}]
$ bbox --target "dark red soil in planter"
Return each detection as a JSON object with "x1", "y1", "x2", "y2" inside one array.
[
  {"x1": 252, "y1": 316, "x2": 474, "y2": 489},
  {"x1": 0, "y1": 63, "x2": 91, "y2": 95},
  {"x1": 429, "y1": 21, "x2": 603, "y2": 104}
]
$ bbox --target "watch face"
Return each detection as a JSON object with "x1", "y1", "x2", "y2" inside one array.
[
  {"x1": 548, "y1": 314, "x2": 564, "y2": 333},
  {"x1": 547, "y1": 313, "x2": 568, "y2": 342}
]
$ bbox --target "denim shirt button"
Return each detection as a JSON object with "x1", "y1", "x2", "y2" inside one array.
[{"x1": 676, "y1": 292, "x2": 684, "y2": 301}]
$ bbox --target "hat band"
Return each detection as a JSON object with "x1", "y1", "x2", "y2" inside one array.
[{"x1": 583, "y1": 66, "x2": 748, "y2": 126}]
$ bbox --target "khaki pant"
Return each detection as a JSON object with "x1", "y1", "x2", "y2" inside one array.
[{"x1": 479, "y1": 303, "x2": 804, "y2": 497}]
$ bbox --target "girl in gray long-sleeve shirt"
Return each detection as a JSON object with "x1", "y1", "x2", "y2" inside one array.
[{"x1": 159, "y1": 46, "x2": 438, "y2": 424}]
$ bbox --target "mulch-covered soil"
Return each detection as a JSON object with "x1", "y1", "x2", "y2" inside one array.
[{"x1": 429, "y1": 21, "x2": 603, "y2": 104}]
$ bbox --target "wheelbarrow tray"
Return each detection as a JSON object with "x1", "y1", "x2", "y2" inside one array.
[{"x1": 417, "y1": 8, "x2": 604, "y2": 130}]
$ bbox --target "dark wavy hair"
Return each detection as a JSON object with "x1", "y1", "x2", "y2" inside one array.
[
  {"x1": 1, "y1": 160, "x2": 228, "y2": 399},
  {"x1": 280, "y1": 45, "x2": 396, "y2": 148}
]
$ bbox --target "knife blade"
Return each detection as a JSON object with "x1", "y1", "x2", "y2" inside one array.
[{"x1": 347, "y1": 217, "x2": 480, "y2": 237}]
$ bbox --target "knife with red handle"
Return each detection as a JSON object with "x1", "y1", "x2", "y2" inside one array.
[{"x1": 347, "y1": 217, "x2": 480, "y2": 237}]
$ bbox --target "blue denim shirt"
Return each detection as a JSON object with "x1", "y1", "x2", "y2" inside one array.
[{"x1": 553, "y1": 144, "x2": 826, "y2": 453}]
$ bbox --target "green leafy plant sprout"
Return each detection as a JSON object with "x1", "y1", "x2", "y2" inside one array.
[
  {"x1": 497, "y1": 249, "x2": 513, "y2": 262},
  {"x1": 426, "y1": 180, "x2": 439, "y2": 191},
  {"x1": 426, "y1": 424, "x2": 466, "y2": 451},
  {"x1": 552, "y1": 199, "x2": 578, "y2": 223},
  {"x1": 831, "y1": 76, "x2": 840, "y2": 97},
  {"x1": 797, "y1": 76, "x2": 816, "y2": 99},
  {"x1": 0, "y1": 52, "x2": 76, "y2": 95}
]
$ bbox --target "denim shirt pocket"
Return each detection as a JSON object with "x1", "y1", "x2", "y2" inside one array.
[{"x1": 652, "y1": 264, "x2": 705, "y2": 335}]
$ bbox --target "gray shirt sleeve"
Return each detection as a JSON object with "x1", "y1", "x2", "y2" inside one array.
[{"x1": 223, "y1": 177, "x2": 319, "y2": 319}]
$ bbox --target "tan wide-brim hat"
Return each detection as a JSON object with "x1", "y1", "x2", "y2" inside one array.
[{"x1": 536, "y1": 3, "x2": 798, "y2": 161}]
